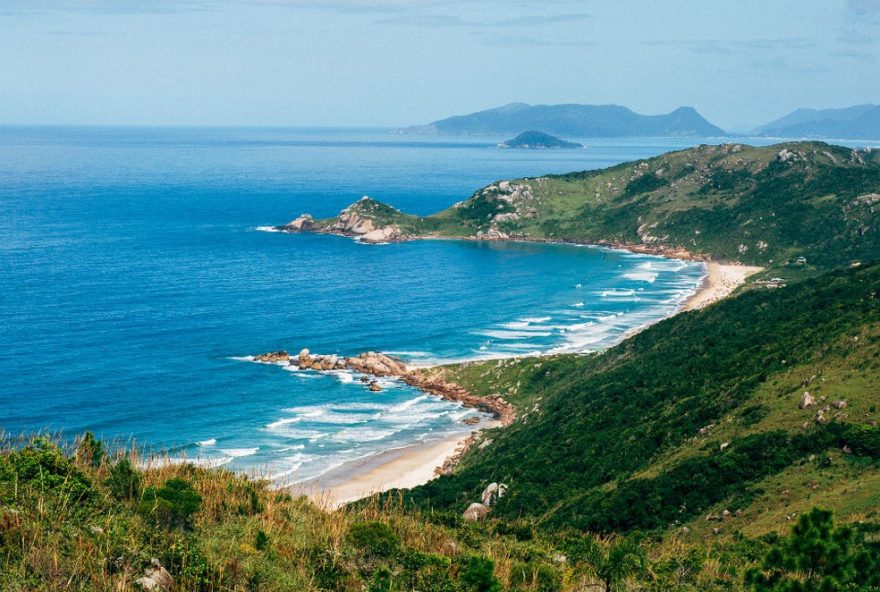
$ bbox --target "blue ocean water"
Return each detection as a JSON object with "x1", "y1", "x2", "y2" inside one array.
[{"x1": 0, "y1": 127, "x2": 716, "y2": 484}]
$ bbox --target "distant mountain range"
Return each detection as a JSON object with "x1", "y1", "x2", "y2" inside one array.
[
  {"x1": 754, "y1": 104, "x2": 880, "y2": 139},
  {"x1": 401, "y1": 102, "x2": 726, "y2": 137}
]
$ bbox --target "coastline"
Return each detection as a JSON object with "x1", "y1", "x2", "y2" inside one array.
[
  {"x1": 265, "y1": 231, "x2": 762, "y2": 508},
  {"x1": 292, "y1": 428, "x2": 490, "y2": 509}
]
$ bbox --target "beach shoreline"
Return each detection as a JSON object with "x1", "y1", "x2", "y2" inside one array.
[
  {"x1": 269, "y1": 235, "x2": 762, "y2": 508},
  {"x1": 292, "y1": 428, "x2": 491, "y2": 509},
  {"x1": 682, "y1": 261, "x2": 763, "y2": 311}
]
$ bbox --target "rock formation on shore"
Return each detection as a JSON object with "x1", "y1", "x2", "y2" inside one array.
[{"x1": 252, "y1": 348, "x2": 515, "y2": 425}]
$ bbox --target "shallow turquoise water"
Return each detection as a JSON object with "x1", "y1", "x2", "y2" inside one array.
[{"x1": 0, "y1": 127, "x2": 711, "y2": 483}]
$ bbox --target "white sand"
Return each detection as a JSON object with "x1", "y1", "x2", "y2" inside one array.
[
  {"x1": 295, "y1": 432, "x2": 474, "y2": 509},
  {"x1": 683, "y1": 262, "x2": 763, "y2": 311}
]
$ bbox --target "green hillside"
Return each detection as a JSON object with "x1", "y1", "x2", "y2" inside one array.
[{"x1": 405, "y1": 262, "x2": 880, "y2": 537}]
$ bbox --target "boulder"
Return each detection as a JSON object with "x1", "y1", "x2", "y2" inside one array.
[
  {"x1": 481, "y1": 482, "x2": 508, "y2": 507},
  {"x1": 799, "y1": 391, "x2": 815, "y2": 409},
  {"x1": 369, "y1": 381, "x2": 382, "y2": 392},
  {"x1": 297, "y1": 349, "x2": 311, "y2": 367},
  {"x1": 135, "y1": 558, "x2": 174, "y2": 592},
  {"x1": 462, "y1": 502, "x2": 489, "y2": 522},
  {"x1": 254, "y1": 351, "x2": 289, "y2": 363},
  {"x1": 832, "y1": 399, "x2": 848, "y2": 409},
  {"x1": 360, "y1": 226, "x2": 402, "y2": 244}
]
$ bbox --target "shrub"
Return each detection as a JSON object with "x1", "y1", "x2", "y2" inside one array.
[
  {"x1": 459, "y1": 556, "x2": 500, "y2": 592},
  {"x1": 254, "y1": 529, "x2": 269, "y2": 551},
  {"x1": 0, "y1": 437, "x2": 95, "y2": 504},
  {"x1": 509, "y1": 561, "x2": 562, "y2": 592},
  {"x1": 106, "y1": 457, "x2": 141, "y2": 500},
  {"x1": 139, "y1": 477, "x2": 202, "y2": 529},
  {"x1": 346, "y1": 521, "x2": 400, "y2": 559}
]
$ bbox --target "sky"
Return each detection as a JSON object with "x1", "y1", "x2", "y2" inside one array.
[{"x1": 1, "y1": 0, "x2": 879, "y2": 130}]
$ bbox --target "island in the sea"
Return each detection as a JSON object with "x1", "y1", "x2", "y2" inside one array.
[
  {"x1": 399, "y1": 102, "x2": 726, "y2": 137},
  {"x1": 497, "y1": 131, "x2": 582, "y2": 149}
]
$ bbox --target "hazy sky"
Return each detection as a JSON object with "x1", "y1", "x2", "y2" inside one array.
[{"x1": 1, "y1": 0, "x2": 879, "y2": 130}]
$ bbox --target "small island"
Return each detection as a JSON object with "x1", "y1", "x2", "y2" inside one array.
[{"x1": 497, "y1": 130, "x2": 583, "y2": 149}]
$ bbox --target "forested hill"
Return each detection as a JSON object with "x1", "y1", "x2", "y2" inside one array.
[{"x1": 405, "y1": 260, "x2": 880, "y2": 536}]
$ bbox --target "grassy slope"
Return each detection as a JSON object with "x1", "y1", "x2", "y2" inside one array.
[
  {"x1": 0, "y1": 440, "x2": 582, "y2": 591},
  {"x1": 405, "y1": 262, "x2": 880, "y2": 536}
]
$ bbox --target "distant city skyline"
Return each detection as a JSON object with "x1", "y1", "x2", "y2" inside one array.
[{"x1": 1, "y1": 0, "x2": 879, "y2": 130}]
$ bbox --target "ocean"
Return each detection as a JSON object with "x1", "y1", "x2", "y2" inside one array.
[{"x1": 1, "y1": 126, "x2": 723, "y2": 485}]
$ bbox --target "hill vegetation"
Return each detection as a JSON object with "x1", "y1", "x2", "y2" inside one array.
[{"x1": 293, "y1": 141, "x2": 880, "y2": 279}]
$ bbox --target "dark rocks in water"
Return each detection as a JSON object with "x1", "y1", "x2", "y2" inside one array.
[
  {"x1": 499, "y1": 131, "x2": 583, "y2": 149},
  {"x1": 254, "y1": 351, "x2": 290, "y2": 363}
]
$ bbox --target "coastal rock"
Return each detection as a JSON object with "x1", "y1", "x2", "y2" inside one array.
[
  {"x1": 462, "y1": 502, "x2": 489, "y2": 522},
  {"x1": 136, "y1": 558, "x2": 174, "y2": 592},
  {"x1": 327, "y1": 207, "x2": 375, "y2": 235},
  {"x1": 475, "y1": 227, "x2": 509, "y2": 241},
  {"x1": 347, "y1": 352, "x2": 408, "y2": 376},
  {"x1": 799, "y1": 391, "x2": 815, "y2": 409},
  {"x1": 281, "y1": 214, "x2": 316, "y2": 232},
  {"x1": 360, "y1": 226, "x2": 402, "y2": 244},
  {"x1": 254, "y1": 351, "x2": 290, "y2": 363},
  {"x1": 369, "y1": 381, "x2": 382, "y2": 392},
  {"x1": 481, "y1": 482, "x2": 507, "y2": 506},
  {"x1": 297, "y1": 348, "x2": 311, "y2": 367}
]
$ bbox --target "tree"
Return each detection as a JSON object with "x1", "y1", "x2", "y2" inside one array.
[
  {"x1": 744, "y1": 507, "x2": 877, "y2": 591},
  {"x1": 568, "y1": 534, "x2": 647, "y2": 592},
  {"x1": 75, "y1": 432, "x2": 105, "y2": 467}
]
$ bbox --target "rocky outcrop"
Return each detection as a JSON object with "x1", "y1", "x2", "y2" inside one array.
[
  {"x1": 256, "y1": 347, "x2": 515, "y2": 422},
  {"x1": 327, "y1": 205, "x2": 376, "y2": 236},
  {"x1": 402, "y1": 372, "x2": 515, "y2": 425},
  {"x1": 347, "y1": 352, "x2": 409, "y2": 376},
  {"x1": 481, "y1": 482, "x2": 507, "y2": 506},
  {"x1": 279, "y1": 214, "x2": 317, "y2": 232},
  {"x1": 136, "y1": 559, "x2": 174, "y2": 592}
]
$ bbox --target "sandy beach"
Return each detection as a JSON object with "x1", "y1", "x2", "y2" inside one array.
[
  {"x1": 294, "y1": 430, "x2": 483, "y2": 509},
  {"x1": 683, "y1": 262, "x2": 763, "y2": 311}
]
